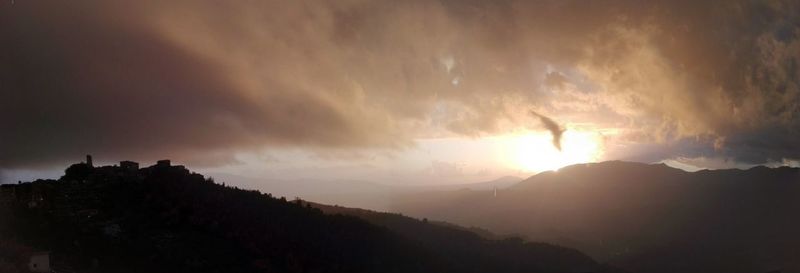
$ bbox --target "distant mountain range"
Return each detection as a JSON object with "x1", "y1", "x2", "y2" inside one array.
[
  {"x1": 6, "y1": 159, "x2": 794, "y2": 273},
  {"x1": 0, "y1": 161, "x2": 616, "y2": 273},
  {"x1": 392, "y1": 161, "x2": 800, "y2": 273},
  {"x1": 208, "y1": 173, "x2": 521, "y2": 211}
]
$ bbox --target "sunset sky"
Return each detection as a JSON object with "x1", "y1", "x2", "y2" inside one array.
[{"x1": 2, "y1": 0, "x2": 799, "y2": 184}]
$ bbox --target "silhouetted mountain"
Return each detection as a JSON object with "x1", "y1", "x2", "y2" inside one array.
[
  {"x1": 0, "y1": 160, "x2": 615, "y2": 273},
  {"x1": 392, "y1": 161, "x2": 800, "y2": 273}
]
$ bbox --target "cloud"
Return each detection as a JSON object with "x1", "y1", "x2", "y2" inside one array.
[
  {"x1": 0, "y1": 1, "x2": 410, "y2": 168},
  {"x1": 1, "y1": 0, "x2": 799, "y2": 168},
  {"x1": 576, "y1": 1, "x2": 800, "y2": 163},
  {"x1": 530, "y1": 111, "x2": 565, "y2": 151}
]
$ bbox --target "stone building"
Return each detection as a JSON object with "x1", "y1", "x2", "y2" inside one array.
[{"x1": 120, "y1": 161, "x2": 139, "y2": 171}]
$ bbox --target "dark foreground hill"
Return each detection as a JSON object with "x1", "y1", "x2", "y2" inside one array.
[
  {"x1": 308, "y1": 202, "x2": 625, "y2": 273},
  {"x1": 0, "y1": 160, "x2": 618, "y2": 273},
  {"x1": 392, "y1": 161, "x2": 800, "y2": 273}
]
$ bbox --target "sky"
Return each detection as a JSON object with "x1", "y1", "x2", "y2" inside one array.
[{"x1": 1, "y1": 0, "x2": 799, "y2": 184}]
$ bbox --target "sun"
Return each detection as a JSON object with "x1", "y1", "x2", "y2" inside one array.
[{"x1": 503, "y1": 130, "x2": 603, "y2": 173}]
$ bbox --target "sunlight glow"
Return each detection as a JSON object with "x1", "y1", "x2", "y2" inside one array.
[{"x1": 502, "y1": 130, "x2": 603, "y2": 173}]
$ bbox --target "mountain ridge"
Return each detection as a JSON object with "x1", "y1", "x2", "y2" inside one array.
[
  {"x1": 0, "y1": 160, "x2": 618, "y2": 273},
  {"x1": 391, "y1": 160, "x2": 800, "y2": 273}
]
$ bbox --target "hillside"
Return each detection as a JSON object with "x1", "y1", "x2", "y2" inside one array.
[
  {"x1": 392, "y1": 161, "x2": 800, "y2": 273},
  {"x1": 0, "y1": 160, "x2": 614, "y2": 273},
  {"x1": 309, "y1": 202, "x2": 625, "y2": 273}
]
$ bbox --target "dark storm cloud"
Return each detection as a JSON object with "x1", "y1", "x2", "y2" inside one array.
[
  {"x1": 530, "y1": 111, "x2": 564, "y2": 151},
  {"x1": 1, "y1": 0, "x2": 799, "y2": 168},
  {"x1": 0, "y1": 4, "x2": 256, "y2": 167},
  {"x1": 0, "y1": 1, "x2": 410, "y2": 168},
  {"x1": 717, "y1": 125, "x2": 800, "y2": 164}
]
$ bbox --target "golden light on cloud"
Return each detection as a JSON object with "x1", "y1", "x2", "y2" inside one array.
[{"x1": 502, "y1": 130, "x2": 603, "y2": 173}]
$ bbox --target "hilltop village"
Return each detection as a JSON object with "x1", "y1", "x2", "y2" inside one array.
[{"x1": 0, "y1": 156, "x2": 609, "y2": 273}]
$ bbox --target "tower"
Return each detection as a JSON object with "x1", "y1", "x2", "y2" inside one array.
[{"x1": 86, "y1": 155, "x2": 93, "y2": 168}]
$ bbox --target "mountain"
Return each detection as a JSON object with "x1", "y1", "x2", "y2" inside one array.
[
  {"x1": 307, "y1": 202, "x2": 625, "y2": 273},
  {"x1": 391, "y1": 161, "x2": 800, "y2": 273},
  {"x1": 208, "y1": 173, "x2": 521, "y2": 211},
  {"x1": 0, "y1": 160, "x2": 615, "y2": 273}
]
